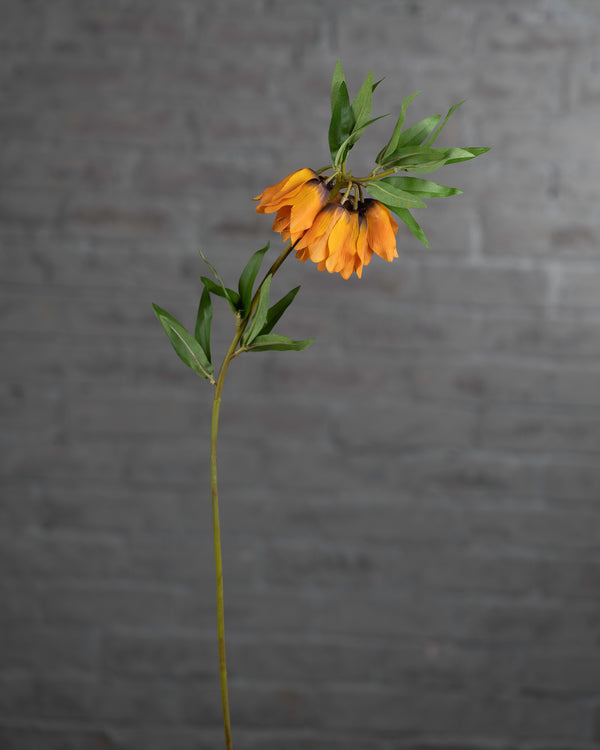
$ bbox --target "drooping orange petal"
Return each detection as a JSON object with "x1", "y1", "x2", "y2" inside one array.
[
  {"x1": 295, "y1": 246, "x2": 311, "y2": 263},
  {"x1": 354, "y1": 254, "x2": 364, "y2": 278},
  {"x1": 324, "y1": 210, "x2": 351, "y2": 273},
  {"x1": 272, "y1": 206, "x2": 291, "y2": 233},
  {"x1": 307, "y1": 229, "x2": 335, "y2": 262},
  {"x1": 258, "y1": 180, "x2": 311, "y2": 214},
  {"x1": 288, "y1": 180, "x2": 330, "y2": 241},
  {"x1": 339, "y1": 257, "x2": 355, "y2": 279},
  {"x1": 352, "y1": 217, "x2": 368, "y2": 279},
  {"x1": 254, "y1": 168, "x2": 317, "y2": 213},
  {"x1": 366, "y1": 200, "x2": 398, "y2": 262},
  {"x1": 255, "y1": 168, "x2": 315, "y2": 203},
  {"x1": 306, "y1": 207, "x2": 344, "y2": 262},
  {"x1": 384, "y1": 204, "x2": 399, "y2": 259},
  {"x1": 342, "y1": 211, "x2": 361, "y2": 276},
  {"x1": 271, "y1": 206, "x2": 292, "y2": 242},
  {"x1": 356, "y1": 215, "x2": 371, "y2": 265},
  {"x1": 294, "y1": 204, "x2": 343, "y2": 262},
  {"x1": 325, "y1": 208, "x2": 359, "y2": 274},
  {"x1": 295, "y1": 204, "x2": 339, "y2": 247}
]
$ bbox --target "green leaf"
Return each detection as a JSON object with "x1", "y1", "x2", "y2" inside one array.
[
  {"x1": 404, "y1": 147, "x2": 486, "y2": 174},
  {"x1": 444, "y1": 146, "x2": 490, "y2": 164},
  {"x1": 246, "y1": 334, "x2": 315, "y2": 352},
  {"x1": 394, "y1": 114, "x2": 441, "y2": 149},
  {"x1": 329, "y1": 61, "x2": 354, "y2": 164},
  {"x1": 379, "y1": 146, "x2": 482, "y2": 174},
  {"x1": 330, "y1": 59, "x2": 346, "y2": 110},
  {"x1": 361, "y1": 114, "x2": 390, "y2": 129},
  {"x1": 424, "y1": 99, "x2": 466, "y2": 146},
  {"x1": 385, "y1": 205, "x2": 430, "y2": 249},
  {"x1": 152, "y1": 303, "x2": 214, "y2": 380},
  {"x1": 378, "y1": 176, "x2": 462, "y2": 198},
  {"x1": 329, "y1": 87, "x2": 354, "y2": 164},
  {"x1": 198, "y1": 248, "x2": 240, "y2": 313},
  {"x1": 238, "y1": 242, "x2": 269, "y2": 316},
  {"x1": 366, "y1": 178, "x2": 426, "y2": 209},
  {"x1": 334, "y1": 114, "x2": 389, "y2": 167},
  {"x1": 194, "y1": 288, "x2": 213, "y2": 365},
  {"x1": 377, "y1": 91, "x2": 420, "y2": 163},
  {"x1": 200, "y1": 276, "x2": 241, "y2": 312},
  {"x1": 259, "y1": 286, "x2": 301, "y2": 336},
  {"x1": 243, "y1": 274, "x2": 272, "y2": 346},
  {"x1": 351, "y1": 71, "x2": 373, "y2": 132},
  {"x1": 403, "y1": 159, "x2": 454, "y2": 174},
  {"x1": 379, "y1": 144, "x2": 439, "y2": 165}
]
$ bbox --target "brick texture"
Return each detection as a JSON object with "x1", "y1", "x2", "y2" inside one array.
[{"x1": 2, "y1": 1, "x2": 600, "y2": 748}]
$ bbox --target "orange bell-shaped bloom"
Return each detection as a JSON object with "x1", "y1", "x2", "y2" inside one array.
[
  {"x1": 254, "y1": 168, "x2": 332, "y2": 243},
  {"x1": 294, "y1": 198, "x2": 399, "y2": 280},
  {"x1": 363, "y1": 199, "x2": 399, "y2": 263}
]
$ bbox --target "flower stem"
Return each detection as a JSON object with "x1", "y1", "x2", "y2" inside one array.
[
  {"x1": 210, "y1": 319, "x2": 242, "y2": 750},
  {"x1": 208, "y1": 239, "x2": 296, "y2": 750}
]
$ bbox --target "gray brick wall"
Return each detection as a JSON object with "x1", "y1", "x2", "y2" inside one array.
[{"x1": 2, "y1": 1, "x2": 600, "y2": 748}]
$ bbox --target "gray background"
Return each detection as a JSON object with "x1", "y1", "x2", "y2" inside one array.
[{"x1": 2, "y1": 1, "x2": 600, "y2": 748}]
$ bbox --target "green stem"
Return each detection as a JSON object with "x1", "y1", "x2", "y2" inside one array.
[
  {"x1": 210, "y1": 319, "x2": 242, "y2": 750},
  {"x1": 209, "y1": 239, "x2": 296, "y2": 750},
  {"x1": 356, "y1": 166, "x2": 401, "y2": 183}
]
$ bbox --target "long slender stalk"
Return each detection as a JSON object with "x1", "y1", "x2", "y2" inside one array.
[
  {"x1": 208, "y1": 240, "x2": 296, "y2": 749},
  {"x1": 210, "y1": 320, "x2": 242, "y2": 750}
]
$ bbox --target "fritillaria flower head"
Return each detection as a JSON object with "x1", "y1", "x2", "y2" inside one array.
[
  {"x1": 255, "y1": 60, "x2": 489, "y2": 279},
  {"x1": 292, "y1": 197, "x2": 399, "y2": 280}
]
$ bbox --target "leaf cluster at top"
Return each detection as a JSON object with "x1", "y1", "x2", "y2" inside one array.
[{"x1": 328, "y1": 60, "x2": 489, "y2": 248}]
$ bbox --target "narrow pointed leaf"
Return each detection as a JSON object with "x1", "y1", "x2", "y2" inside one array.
[
  {"x1": 366, "y1": 178, "x2": 426, "y2": 209},
  {"x1": 152, "y1": 304, "x2": 213, "y2": 379},
  {"x1": 194, "y1": 288, "x2": 213, "y2": 365},
  {"x1": 372, "y1": 77, "x2": 385, "y2": 92},
  {"x1": 330, "y1": 60, "x2": 346, "y2": 110},
  {"x1": 243, "y1": 274, "x2": 272, "y2": 346},
  {"x1": 200, "y1": 276, "x2": 241, "y2": 312},
  {"x1": 404, "y1": 147, "x2": 487, "y2": 174},
  {"x1": 379, "y1": 145, "x2": 440, "y2": 167},
  {"x1": 377, "y1": 91, "x2": 420, "y2": 163},
  {"x1": 334, "y1": 114, "x2": 390, "y2": 165},
  {"x1": 198, "y1": 248, "x2": 240, "y2": 312},
  {"x1": 404, "y1": 159, "x2": 454, "y2": 174},
  {"x1": 348, "y1": 114, "x2": 390, "y2": 146},
  {"x1": 238, "y1": 242, "x2": 269, "y2": 316},
  {"x1": 351, "y1": 71, "x2": 373, "y2": 131},
  {"x1": 379, "y1": 176, "x2": 462, "y2": 198},
  {"x1": 380, "y1": 146, "x2": 482, "y2": 174},
  {"x1": 329, "y1": 87, "x2": 354, "y2": 164},
  {"x1": 424, "y1": 99, "x2": 466, "y2": 146},
  {"x1": 329, "y1": 61, "x2": 354, "y2": 164},
  {"x1": 444, "y1": 146, "x2": 490, "y2": 164},
  {"x1": 259, "y1": 285, "x2": 301, "y2": 336},
  {"x1": 246, "y1": 334, "x2": 315, "y2": 352},
  {"x1": 406, "y1": 162, "x2": 455, "y2": 174},
  {"x1": 394, "y1": 114, "x2": 441, "y2": 149},
  {"x1": 362, "y1": 114, "x2": 390, "y2": 128},
  {"x1": 197, "y1": 247, "x2": 225, "y2": 287},
  {"x1": 385, "y1": 205, "x2": 430, "y2": 249}
]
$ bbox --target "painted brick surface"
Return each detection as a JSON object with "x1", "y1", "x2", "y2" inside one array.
[{"x1": 2, "y1": 1, "x2": 600, "y2": 748}]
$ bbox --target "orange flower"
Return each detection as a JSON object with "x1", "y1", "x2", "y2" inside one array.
[
  {"x1": 294, "y1": 198, "x2": 399, "y2": 280},
  {"x1": 254, "y1": 168, "x2": 332, "y2": 243},
  {"x1": 363, "y1": 199, "x2": 399, "y2": 264}
]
